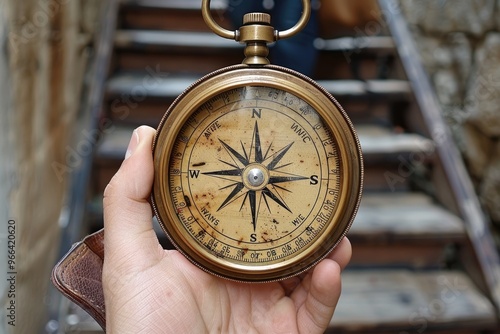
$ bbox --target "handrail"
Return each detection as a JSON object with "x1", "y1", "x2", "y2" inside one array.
[{"x1": 378, "y1": 0, "x2": 500, "y2": 313}]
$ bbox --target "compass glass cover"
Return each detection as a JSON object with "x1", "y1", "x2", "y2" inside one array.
[{"x1": 153, "y1": 68, "x2": 361, "y2": 282}]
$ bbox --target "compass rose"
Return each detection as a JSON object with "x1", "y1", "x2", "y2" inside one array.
[{"x1": 203, "y1": 121, "x2": 309, "y2": 231}]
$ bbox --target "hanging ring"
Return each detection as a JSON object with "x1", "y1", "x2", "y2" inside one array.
[{"x1": 201, "y1": 0, "x2": 311, "y2": 41}]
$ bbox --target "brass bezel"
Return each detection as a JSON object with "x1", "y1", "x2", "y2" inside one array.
[{"x1": 152, "y1": 64, "x2": 363, "y2": 282}]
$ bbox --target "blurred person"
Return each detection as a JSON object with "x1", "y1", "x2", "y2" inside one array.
[{"x1": 227, "y1": 0, "x2": 319, "y2": 76}]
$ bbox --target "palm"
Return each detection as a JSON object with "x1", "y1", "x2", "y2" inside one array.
[
  {"x1": 102, "y1": 126, "x2": 348, "y2": 334},
  {"x1": 104, "y1": 243, "x2": 344, "y2": 334}
]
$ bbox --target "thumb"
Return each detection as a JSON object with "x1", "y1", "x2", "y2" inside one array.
[{"x1": 103, "y1": 125, "x2": 161, "y2": 269}]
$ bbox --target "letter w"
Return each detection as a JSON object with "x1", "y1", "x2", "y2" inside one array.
[{"x1": 189, "y1": 170, "x2": 201, "y2": 178}]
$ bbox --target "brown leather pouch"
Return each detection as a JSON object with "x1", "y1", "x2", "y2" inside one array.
[{"x1": 51, "y1": 229, "x2": 106, "y2": 330}]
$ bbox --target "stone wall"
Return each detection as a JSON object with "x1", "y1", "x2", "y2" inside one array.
[
  {"x1": 0, "y1": 0, "x2": 102, "y2": 333},
  {"x1": 400, "y1": 0, "x2": 500, "y2": 228}
]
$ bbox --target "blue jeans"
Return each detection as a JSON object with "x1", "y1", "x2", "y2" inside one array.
[{"x1": 227, "y1": 0, "x2": 318, "y2": 76}]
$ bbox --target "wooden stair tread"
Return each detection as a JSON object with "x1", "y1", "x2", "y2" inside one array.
[
  {"x1": 116, "y1": 25, "x2": 395, "y2": 54},
  {"x1": 106, "y1": 72, "x2": 197, "y2": 98},
  {"x1": 59, "y1": 269, "x2": 496, "y2": 333},
  {"x1": 357, "y1": 124, "x2": 434, "y2": 156},
  {"x1": 118, "y1": 0, "x2": 228, "y2": 33},
  {"x1": 120, "y1": 0, "x2": 226, "y2": 11},
  {"x1": 317, "y1": 79, "x2": 411, "y2": 99},
  {"x1": 350, "y1": 192, "x2": 465, "y2": 241},
  {"x1": 115, "y1": 30, "x2": 240, "y2": 50},
  {"x1": 330, "y1": 269, "x2": 497, "y2": 332},
  {"x1": 95, "y1": 124, "x2": 434, "y2": 166},
  {"x1": 315, "y1": 36, "x2": 395, "y2": 53},
  {"x1": 89, "y1": 190, "x2": 465, "y2": 244},
  {"x1": 114, "y1": 30, "x2": 400, "y2": 55},
  {"x1": 114, "y1": 30, "x2": 404, "y2": 81},
  {"x1": 106, "y1": 71, "x2": 411, "y2": 100}
]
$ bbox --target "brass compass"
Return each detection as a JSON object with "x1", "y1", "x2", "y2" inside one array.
[{"x1": 151, "y1": 0, "x2": 363, "y2": 282}]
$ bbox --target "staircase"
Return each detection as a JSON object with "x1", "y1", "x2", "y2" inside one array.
[{"x1": 54, "y1": 0, "x2": 500, "y2": 332}]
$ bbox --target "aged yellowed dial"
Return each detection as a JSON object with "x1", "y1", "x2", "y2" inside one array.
[
  {"x1": 152, "y1": 65, "x2": 363, "y2": 282},
  {"x1": 151, "y1": 0, "x2": 362, "y2": 282}
]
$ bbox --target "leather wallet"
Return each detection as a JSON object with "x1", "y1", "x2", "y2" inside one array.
[{"x1": 51, "y1": 229, "x2": 107, "y2": 330}]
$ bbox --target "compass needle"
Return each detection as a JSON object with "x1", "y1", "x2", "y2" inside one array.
[
  {"x1": 262, "y1": 193, "x2": 272, "y2": 213},
  {"x1": 219, "y1": 139, "x2": 248, "y2": 166},
  {"x1": 263, "y1": 140, "x2": 273, "y2": 161},
  {"x1": 253, "y1": 121, "x2": 264, "y2": 163},
  {"x1": 203, "y1": 169, "x2": 241, "y2": 177},
  {"x1": 272, "y1": 162, "x2": 293, "y2": 171},
  {"x1": 240, "y1": 141, "x2": 249, "y2": 162},
  {"x1": 268, "y1": 175, "x2": 308, "y2": 184},
  {"x1": 218, "y1": 159, "x2": 239, "y2": 170},
  {"x1": 220, "y1": 182, "x2": 240, "y2": 191},
  {"x1": 249, "y1": 190, "x2": 258, "y2": 231},
  {"x1": 266, "y1": 142, "x2": 294, "y2": 170},
  {"x1": 262, "y1": 187, "x2": 291, "y2": 213},
  {"x1": 270, "y1": 184, "x2": 292, "y2": 194},
  {"x1": 218, "y1": 182, "x2": 246, "y2": 211},
  {"x1": 239, "y1": 192, "x2": 249, "y2": 212}
]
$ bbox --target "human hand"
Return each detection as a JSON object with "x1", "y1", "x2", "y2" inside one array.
[{"x1": 102, "y1": 126, "x2": 352, "y2": 334}]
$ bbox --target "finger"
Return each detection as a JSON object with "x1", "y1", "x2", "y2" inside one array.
[
  {"x1": 296, "y1": 259, "x2": 342, "y2": 333},
  {"x1": 280, "y1": 237, "x2": 352, "y2": 294},
  {"x1": 288, "y1": 237, "x2": 351, "y2": 312},
  {"x1": 103, "y1": 126, "x2": 160, "y2": 267},
  {"x1": 325, "y1": 237, "x2": 352, "y2": 270},
  {"x1": 280, "y1": 275, "x2": 301, "y2": 296}
]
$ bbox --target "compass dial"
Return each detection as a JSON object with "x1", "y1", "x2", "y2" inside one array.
[{"x1": 152, "y1": 66, "x2": 362, "y2": 282}]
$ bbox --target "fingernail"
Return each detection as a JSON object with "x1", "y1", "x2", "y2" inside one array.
[{"x1": 125, "y1": 129, "x2": 140, "y2": 160}]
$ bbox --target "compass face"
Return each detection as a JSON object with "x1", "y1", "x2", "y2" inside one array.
[{"x1": 152, "y1": 66, "x2": 362, "y2": 282}]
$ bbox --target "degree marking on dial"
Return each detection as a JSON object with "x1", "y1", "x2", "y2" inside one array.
[{"x1": 202, "y1": 121, "x2": 309, "y2": 232}]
